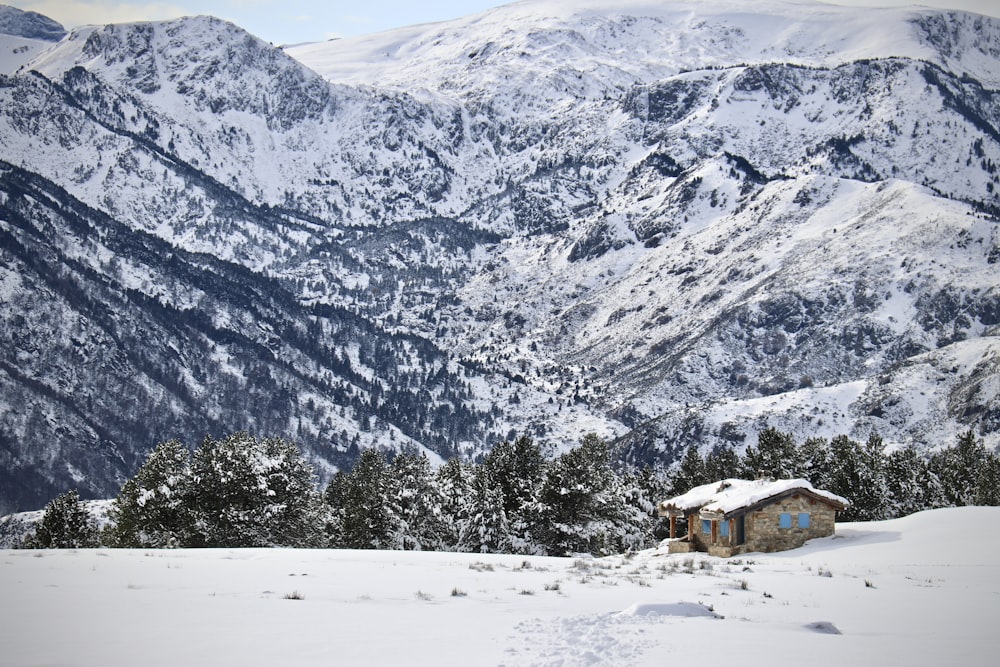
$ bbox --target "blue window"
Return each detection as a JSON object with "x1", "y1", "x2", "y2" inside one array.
[
  {"x1": 719, "y1": 520, "x2": 730, "y2": 538},
  {"x1": 702, "y1": 519, "x2": 711, "y2": 534},
  {"x1": 798, "y1": 513, "x2": 811, "y2": 529},
  {"x1": 779, "y1": 513, "x2": 792, "y2": 529}
]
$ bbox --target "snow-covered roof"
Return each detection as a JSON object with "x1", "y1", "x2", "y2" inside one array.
[{"x1": 659, "y1": 478, "x2": 849, "y2": 517}]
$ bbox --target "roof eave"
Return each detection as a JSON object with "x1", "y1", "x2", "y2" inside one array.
[
  {"x1": 715, "y1": 488, "x2": 849, "y2": 519},
  {"x1": 657, "y1": 504, "x2": 700, "y2": 517}
]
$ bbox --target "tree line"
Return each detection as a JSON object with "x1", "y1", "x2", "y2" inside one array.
[
  {"x1": 16, "y1": 427, "x2": 1000, "y2": 553},
  {"x1": 668, "y1": 427, "x2": 1000, "y2": 521}
]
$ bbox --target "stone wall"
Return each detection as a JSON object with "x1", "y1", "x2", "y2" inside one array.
[
  {"x1": 687, "y1": 512, "x2": 714, "y2": 552},
  {"x1": 742, "y1": 494, "x2": 837, "y2": 553}
]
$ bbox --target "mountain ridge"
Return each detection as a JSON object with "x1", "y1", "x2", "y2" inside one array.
[{"x1": 288, "y1": 1, "x2": 1000, "y2": 92}]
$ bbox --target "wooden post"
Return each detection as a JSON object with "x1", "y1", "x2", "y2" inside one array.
[{"x1": 669, "y1": 515, "x2": 677, "y2": 539}]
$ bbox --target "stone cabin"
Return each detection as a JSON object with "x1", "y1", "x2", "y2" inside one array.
[{"x1": 657, "y1": 478, "x2": 849, "y2": 557}]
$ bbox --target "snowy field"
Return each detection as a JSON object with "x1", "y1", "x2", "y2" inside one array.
[{"x1": 2, "y1": 507, "x2": 997, "y2": 666}]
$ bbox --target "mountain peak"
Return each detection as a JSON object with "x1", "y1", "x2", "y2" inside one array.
[
  {"x1": 25, "y1": 14, "x2": 343, "y2": 129},
  {"x1": 0, "y1": 4, "x2": 65, "y2": 41}
]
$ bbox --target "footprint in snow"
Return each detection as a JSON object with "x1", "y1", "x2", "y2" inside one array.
[{"x1": 504, "y1": 601, "x2": 721, "y2": 666}]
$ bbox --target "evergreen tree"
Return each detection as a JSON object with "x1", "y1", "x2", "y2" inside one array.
[
  {"x1": 336, "y1": 448, "x2": 397, "y2": 549},
  {"x1": 634, "y1": 463, "x2": 673, "y2": 541},
  {"x1": 669, "y1": 445, "x2": 708, "y2": 495},
  {"x1": 826, "y1": 435, "x2": 864, "y2": 521},
  {"x1": 387, "y1": 451, "x2": 446, "y2": 551},
  {"x1": 975, "y1": 451, "x2": 1000, "y2": 506},
  {"x1": 435, "y1": 457, "x2": 473, "y2": 550},
  {"x1": 188, "y1": 432, "x2": 325, "y2": 548},
  {"x1": 799, "y1": 436, "x2": 831, "y2": 489},
  {"x1": 884, "y1": 445, "x2": 931, "y2": 518},
  {"x1": 930, "y1": 430, "x2": 988, "y2": 507},
  {"x1": 27, "y1": 490, "x2": 99, "y2": 549},
  {"x1": 857, "y1": 432, "x2": 890, "y2": 520},
  {"x1": 109, "y1": 439, "x2": 193, "y2": 548},
  {"x1": 826, "y1": 434, "x2": 889, "y2": 521},
  {"x1": 459, "y1": 463, "x2": 510, "y2": 553},
  {"x1": 616, "y1": 467, "x2": 660, "y2": 550},
  {"x1": 704, "y1": 445, "x2": 741, "y2": 481},
  {"x1": 322, "y1": 470, "x2": 350, "y2": 547},
  {"x1": 742, "y1": 427, "x2": 800, "y2": 479},
  {"x1": 917, "y1": 453, "x2": 949, "y2": 510},
  {"x1": 535, "y1": 434, "x2": 629, "y2": 556},
  {"x1": 482, "y1": 435, "x2": 545, "y2": 551}
]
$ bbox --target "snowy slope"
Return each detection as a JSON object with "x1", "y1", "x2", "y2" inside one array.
[
  {"x1": 1, "y1": 0, "x2": 999, "y2": 511},
  {"x1": 0, "y1": 33, "x2": 54, "y2": 73},
  {"x1": 0, "y1": 507, "x2": 997, "y2": 666},
  {"x1": 0, "y1": 4, "x2": 64, "y2": 74},
  {"x1": 289, "y1": 0, "x2": 1000, "y2": 91}
]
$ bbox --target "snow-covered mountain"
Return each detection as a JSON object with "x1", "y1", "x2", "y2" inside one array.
[
  {"x1": 0, "y1": 4, "x2": 64, "y2": 73},
  {"x1": 1, "y1": 0, "x2": 998, "y2": 511},
  {"x1": 0, "y1": 4, "x2": 63, "y2": 41}
]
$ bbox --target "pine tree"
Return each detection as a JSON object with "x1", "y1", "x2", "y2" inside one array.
[
  {"x1": 742, "y1": 427, "x2": 800, "y2": 479},
  {"x1": 826, "y1": 435, "x2": 864, "y2": 521},
  {"x1": 322, "y1": 470, "x2": 350, "y2": 547},
  {"x1": 188, "y1": 432, "x2": 325, "y2": 547},
  {"x1": 634, "y1": 463, "x2": 673, "y2": 541},
  {"x1": 109, "y1": 439, "x2": 193, "y2": 548},
  {"x1": 918, "y1": 455, "x2": 948, "y2": 510},
  {"x1": 535, "y1": 434, "x2": 619, "y2": 555},
  {"x1": 27, "y1": 490, "x2": 99, "y2": 548},
  {"x1": 482, "y1": 435, "x2": 545, "y2": 551},
  {"x1": 459, "y1": 463, "x2": 510, "y2": 554},
  {"x1": 857, "y1": 432, "x2": 890, "y2": 520},
  {"x1": 884, "y1": 445, "x2": 932, "y2": 518},
  {"x1": 975, "y1": 451, "x2": 1000, "y2": 506},
  {"x1": 337, "y1": 448, "x2": 397, "y2": 549},
  {"x1": 387, "y1": 451, "x2": 446, "y2": 551},
  {"x1": 930, "y1": 430, "x2": 988, "y2": 507},
  {"x1": 825, "y1": 434, "x2": 888, "y2": 521},
  {"x1": 704, "y1": 445, "x2": 741, "y2": 481},
  {"x1": 435, "y1": 458, "x2": 473, "y2": 550},
  {"x1": 484, "y1": 435, "x2": 545, "y2": 516},
  {"x1": 616, "y1": 467, "x2": 660, "y2": 550},
  {"x1": 669, "y1": 445, "x2": 708, "y2": 495},
  {"x1": 799, "y1": 437, "x2": 831, "y2": 489}
]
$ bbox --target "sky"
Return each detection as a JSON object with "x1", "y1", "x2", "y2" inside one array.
[{"x1": 6, "y1": 0, "x2": 1000, "y2": 46}]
